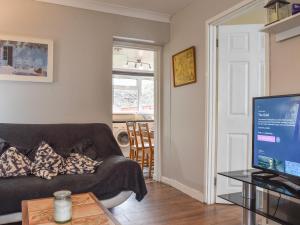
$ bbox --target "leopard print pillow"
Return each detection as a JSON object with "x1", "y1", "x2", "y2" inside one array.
[
  {"x1": 60, "y1": 153, "x2": 101, "y2": 175},
  {"x1": 0, "y1": 147, "x2": 32, "y2": 178},
  {"x1": 32, "y1": 142, "x2": 64, "y2": 180}
]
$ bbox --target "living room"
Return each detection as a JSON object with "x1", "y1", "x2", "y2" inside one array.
[{"x1": 1, "y1": 0, "x2": 300, "y2": 225}]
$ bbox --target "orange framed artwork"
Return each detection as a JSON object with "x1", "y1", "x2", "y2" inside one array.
[{"x1": 172, "y1": 46, "x2": 196, "y2": 87}]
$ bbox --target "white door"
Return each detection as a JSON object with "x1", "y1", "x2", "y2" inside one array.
[{"x1": 216, "y1": 25, "x2": 266, "y2": 203}]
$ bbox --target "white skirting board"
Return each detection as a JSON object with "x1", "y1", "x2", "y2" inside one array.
[{"x1": 161, "y1": 176, "x2": 204, "y2": 202}]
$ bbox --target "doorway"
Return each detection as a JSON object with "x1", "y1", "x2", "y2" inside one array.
[
  {"x1": 205, "y1": 0, "x2": 270, "y2": 204},
  {"x1": 112, "y1": 41, "x2": 162, "y2": 181},
  {"x1": 216, "y1": 23, "x2": 266, "y2": 203}
]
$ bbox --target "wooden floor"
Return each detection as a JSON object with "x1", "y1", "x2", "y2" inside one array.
[
  {"x1": 8, "y1": 181, "x2": 244, "y2": 225},
  {"x1": 111, "y1": 181, "x2": 243, "y2": 225}
]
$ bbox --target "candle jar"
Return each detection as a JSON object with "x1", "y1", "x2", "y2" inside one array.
[{"x1": 53, "y1": 190, "x2": 72, "y2": 224}]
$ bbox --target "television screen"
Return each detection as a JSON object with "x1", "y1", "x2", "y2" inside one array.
[{"x1": 253, "y1": 95, "x2": 300, "y2": 178}]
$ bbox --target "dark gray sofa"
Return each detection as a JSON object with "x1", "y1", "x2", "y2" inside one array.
[{"x1": 0, "y1": 123, "x2": 147, "y2": 216}]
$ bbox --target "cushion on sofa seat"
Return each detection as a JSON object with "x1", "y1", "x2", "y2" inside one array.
[
  {"x1": 61, "y1": 153, "x2": 102, "y2": 175},
  {"x1": 69, "y1": 139, "x2": 98, "y2": 160},
  {"x1": 26, "y1": 139, "x2": 98, "y2": 160},
  {"x1": 0, "y1": 138, "x2": 9, "y2": 156},
  {"x1": 31, "y1": 142, "x2": 64, "y2": 180},
  {"x1": 0, "y1": 147, "x2": 32, "y2": 178}
]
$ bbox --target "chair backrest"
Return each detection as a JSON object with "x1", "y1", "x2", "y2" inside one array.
[
  {"x1": 126, "y1": 121, "x2": 139, "y2": 149},
  {"x1": 138, "y1": 123, "x2": 153, "y2": 150}
]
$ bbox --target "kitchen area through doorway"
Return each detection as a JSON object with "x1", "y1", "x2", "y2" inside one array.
[{"x1": 112, "y1": 43, "x2": 156, "y2": 179}]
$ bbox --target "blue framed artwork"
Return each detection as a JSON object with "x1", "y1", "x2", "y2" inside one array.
[{"x1": 0, "y1": 35, "x2": 53, "y2": 82}]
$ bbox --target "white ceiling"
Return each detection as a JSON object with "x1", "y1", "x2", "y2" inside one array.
[
  {"x1": 37, "y1": 0, "x2": 195, "y2": 22},
  {"x1": 95, "y1": 0, "x2": 194, "y2": 15}
]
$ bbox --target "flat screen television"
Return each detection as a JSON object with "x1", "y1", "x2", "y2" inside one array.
[{"x1": 252, "y1": 94, "x2": 300, "y2": 179}]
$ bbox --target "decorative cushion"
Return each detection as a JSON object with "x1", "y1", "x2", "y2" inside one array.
[
  {"x1": 0, "y1": 138, "x2": 9, "y2": 156},
  {"x1": 61, "y1": 153, "x2": 101, "y2": 175},
  {"x1": 26, "y1": 141, "x2": 70, "y2": 161},
  {"x1": 70, "y1": 139, "x2": 98, "y2": 160},
  {"x1": 31, "y1": 142, "x2": 64, "y2": 180},
  {"x1": 0, "y1": 147, "x2": 32, "y2": 178}
]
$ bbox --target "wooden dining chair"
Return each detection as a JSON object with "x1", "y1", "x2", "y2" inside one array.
[
  {"x1": 138, "y1": 123, "x2": 155, "y2": 178},
  {"x1": 126, "y1": 121, "x2": 141, "y2": 161}
]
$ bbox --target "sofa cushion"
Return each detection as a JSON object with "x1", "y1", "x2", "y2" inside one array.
[
  {"x1": 61, "y1": 153, "x2": 101, "y2": 175},
  {"x1": 31, "y1": 142, "x2": 64, "y2": 180},
  {"x1": 70, "y1": 139, "x2": 98, "y2": 160},
  {"x1": 0, "y1": 147, "x2": 32, "y2": 178},
  {"x1": 0, "y1": 138, "x2": 9, "y2": 156}
]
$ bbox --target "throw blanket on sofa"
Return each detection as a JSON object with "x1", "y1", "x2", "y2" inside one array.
[{"x1": 0, "y1": 123, "x2": 147, "y2": 215}]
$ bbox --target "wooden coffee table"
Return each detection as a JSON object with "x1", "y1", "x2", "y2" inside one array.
[{"x1": 22, "y1": 192, "x2": 121, "y2": 225}]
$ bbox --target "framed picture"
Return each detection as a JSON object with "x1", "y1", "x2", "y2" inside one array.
[
  {"x1": 0, "y1": 35, "x2": 53, "y2": 83},
  {"x1": 172, "y1": 46, "x2": 196, "y2": 87}
]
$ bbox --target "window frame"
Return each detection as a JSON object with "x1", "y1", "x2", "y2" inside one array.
[{"x1": 112, "y1": 72, "x2": 154, "y2": 115}]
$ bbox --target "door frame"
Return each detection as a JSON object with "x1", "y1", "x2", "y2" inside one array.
[
  {"x1": 204, "y1": 0, "x2": 270, "y2": 204},
  {"x1": 113, "y1": 40, "x2": 163, "y2": 181}
]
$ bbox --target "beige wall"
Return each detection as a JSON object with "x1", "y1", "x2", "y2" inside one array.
[
  {"x1": 270, "y1": 35, "x2": 300, "y2": 95},
  {"x1": 0, "y1": 0, "x2": 169, "y2": 124},
  {"x1": 162, "y1": 0, "x2": 300, "y2": 198},
  {"x1": 162, "y1": 0, "x2": 242, "y2": 194},
  {"x1": 2, "y1": 0, "x2": 299, "y2": 201},
  {"x1": 225, "y1": 5, "x2": 265, "y2": 25}
]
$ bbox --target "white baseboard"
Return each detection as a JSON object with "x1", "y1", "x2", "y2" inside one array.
[{"x1": 161, "y1": 176, "x2": 204, "y2": 202}]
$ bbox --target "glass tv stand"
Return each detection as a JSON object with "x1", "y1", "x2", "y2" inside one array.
[{"x1": 218, "y1": 169, "x2": 300, "y2": 225}]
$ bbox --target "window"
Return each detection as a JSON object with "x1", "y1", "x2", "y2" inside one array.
[
  {"x1": 113, "y1": 78, "x2": 137, "y2": 87},
  {"x1": 112, "y1": 46, "x2": 155, "y2": 115},
  {"x1": 3, "y1": 46, "x2": 8, "y2": 60},
  {"x1": 113, "y1": 74, "x2": 154, "y2": 114},
  {"x1": 140, "y1": 79, "x2": 154, "y2": 113}
]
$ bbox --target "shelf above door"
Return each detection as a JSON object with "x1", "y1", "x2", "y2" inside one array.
[{"x1": 260, "y1": 13, "x2": 300, "y2": 42}]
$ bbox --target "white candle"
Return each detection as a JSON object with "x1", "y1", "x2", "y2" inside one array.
[{"x1": 53, "y1": 190, "x2": 72, "y2": 223}]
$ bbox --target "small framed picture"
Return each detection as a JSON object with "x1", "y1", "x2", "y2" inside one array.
[
  {"x1": 172, "y1": 46, "x2": 196, "y2": 87},
  {"x1": 0, "y1": 34, "x2": 53, "y2": 83}
]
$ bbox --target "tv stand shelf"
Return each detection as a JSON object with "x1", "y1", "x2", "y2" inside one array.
[{"x1": 218, "y1": 170, "x2": 300, "y2": 225}]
